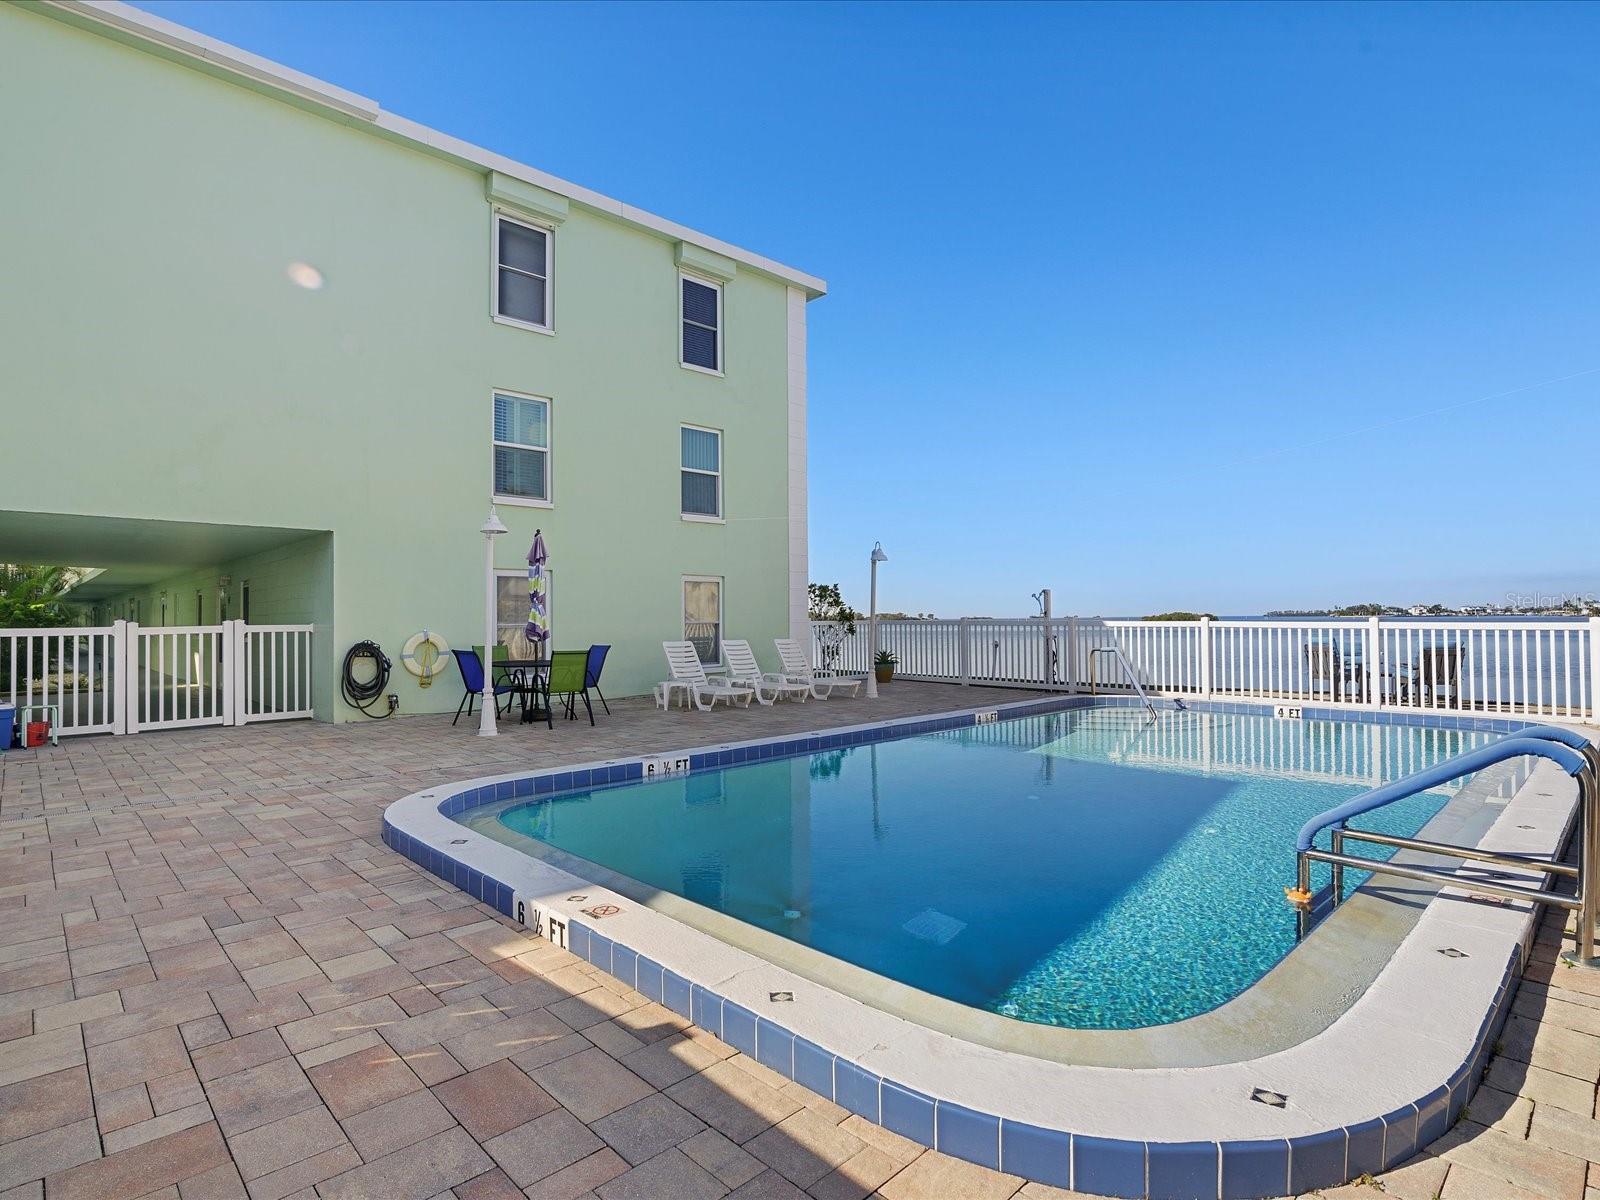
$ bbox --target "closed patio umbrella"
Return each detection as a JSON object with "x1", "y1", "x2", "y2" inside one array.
[{"x1": 524, "y1": 530, "x2": 550, "y2": 658}]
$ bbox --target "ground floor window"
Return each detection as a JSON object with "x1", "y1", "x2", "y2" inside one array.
[
  {"x1": 683, "y1": 576, "x2": 722, "y2": 666},
  {"x1": 495, "y1": 570, "x2": 551, "y2": 656}
]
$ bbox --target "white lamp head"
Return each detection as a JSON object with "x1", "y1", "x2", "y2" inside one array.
[
  {"x1": 480, "y1": 508, "x2": 508, "y2": 537},
  {"x1": 871, "y1": 543, "x2": 888, "y2": 564}
]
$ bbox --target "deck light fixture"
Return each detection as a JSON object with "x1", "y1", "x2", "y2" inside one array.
[
  {"x1": 866, "y1": 542, "x2": 888, "y2": 699},
  {"x1": 479, "y1": 507, "x2": 508, "y2": 738},
  {"x1": 286, "y1": 261, "x2": 324, "y2": 290}
]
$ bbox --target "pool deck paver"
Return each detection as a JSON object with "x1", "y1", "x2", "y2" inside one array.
[{"x1": 0, "y1": 681, "x2": 1596, "y2": 1200}]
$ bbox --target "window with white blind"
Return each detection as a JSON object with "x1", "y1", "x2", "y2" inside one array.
[
  {"x1": 680, "y1": 275, "x2": 721, "y2": 373},
  {"x1": 492, "y1": 391, "x2": 551, "y2": 504},
  {"x1": 495, "y1": 570, "x2": 552, "y2": 655},
  {"x1": 683, "y1": 576, "x2": 723, "y2": 666},
  {"x1": 494, "y1": 215, "x2": 552, "y2": 331},
  {"x1": 680, "y1": 426, "x2": 722, "y2": 519}
]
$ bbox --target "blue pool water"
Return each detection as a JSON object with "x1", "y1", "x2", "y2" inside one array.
[{"x1": 486, "y1": 708, "x2": 1492, "y2": 1029}]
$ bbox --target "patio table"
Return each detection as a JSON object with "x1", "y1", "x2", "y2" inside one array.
[{"x1": 498, "y1": 658, "x2": 552, "y2": 724}]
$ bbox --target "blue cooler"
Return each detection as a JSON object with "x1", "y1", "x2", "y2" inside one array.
[{"x1": 0, "y1": 704, "x2": 13, "y2": 753}]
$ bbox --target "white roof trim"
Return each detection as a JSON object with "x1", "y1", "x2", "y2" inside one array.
[{"x1": 40, "y1": 0, "x2": 828, "y2": 297}]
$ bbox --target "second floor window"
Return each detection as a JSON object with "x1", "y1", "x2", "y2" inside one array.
[
  {"x1": 495, "y1": 215, "x2": 551, "y2": 330},
  {"x1": 493, "y1": 391, "x2": 550, "y2": 503},
  {"x1": 681, "y1": 426, "x2": 722, "y2": 518},
  {"x1": 681, "y1": 275, "x2": 721, "y2": 372}
]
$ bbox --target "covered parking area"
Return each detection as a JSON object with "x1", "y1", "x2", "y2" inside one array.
[{"x1": 1, "y1": 510, "x2": 332, "y2": 734}]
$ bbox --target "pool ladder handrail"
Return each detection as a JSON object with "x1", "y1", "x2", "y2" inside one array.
[
  {"x1": 1287, "y1": 725, "x2": 1600, "y2": 961},
  {"x1": 1086, "y1": 645, "x2": 1159, "y2": 719}
]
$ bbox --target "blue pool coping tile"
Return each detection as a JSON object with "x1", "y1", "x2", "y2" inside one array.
[
  {"x1": 835, "y1": 1060, "x2": 881, "y2": 1122},
  {"x1": 379, "y1": 694, "x2": 1551, "y2": 1199},
  {"x1": 881, "y1": 1081, "x2": 935, "y2": 1147},
  {"x1": 1074, "y1": 1135, "x2": 1146, "y2": 1198},
  {"x1": 1287, "y1": 1128, "x2": 1345, "y2": 1196},
  {"x1": 937, "y1": 1101, "x2": 1000, "y2": 1170},
  {"x1": 1147, "y1": 1142, "x2": 1219, "y2": 1200},
  {"x1": 1221, "y1": 1139, "x2": 1289, "y2": 1200},
  {"x1": 999, "y1": 1120, "x2": 1070, "y2": 1190}
]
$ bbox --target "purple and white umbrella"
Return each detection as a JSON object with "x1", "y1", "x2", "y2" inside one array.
[{"x1": 524, "y1": 530, "x2": 549, "y2": 656}]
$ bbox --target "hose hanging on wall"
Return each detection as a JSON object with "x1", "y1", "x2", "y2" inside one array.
[{"x1": 341, "y1": 640, "x2": 394, "y2": 718}]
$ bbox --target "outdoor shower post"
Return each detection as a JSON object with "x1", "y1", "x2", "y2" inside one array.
[
  {"x1": 865, "y1": 542, "x2": 887, "y2": 699},
  {"x1": 478, "y1": 508, "x2": 507, "y2": 737}
]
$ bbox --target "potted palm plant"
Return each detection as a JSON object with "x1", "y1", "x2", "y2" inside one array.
[{"x1": 874, "y1": 649, "x2": 897, "y2": 685}]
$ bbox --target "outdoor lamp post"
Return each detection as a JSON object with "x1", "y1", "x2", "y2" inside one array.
[
  {"x1": 865, "y1": 542, "x2": 888, "y2": 699},
  {"x1": 479, "y1": 507, "x2": 507, "y2": 737}
]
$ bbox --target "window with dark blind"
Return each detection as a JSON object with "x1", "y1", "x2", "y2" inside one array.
[
  {"x1": 495, "y1": 216, "x2": 551, "y2": 329},
  {"x1": 492, "y1": 392, "x2": 550, "y2": 502},
  {"x1": 680, "y1": 276, "x2": 721, "y2": 372},
  {"x1": 680, "y1": 426, "x2": 721, "y2": 518}
]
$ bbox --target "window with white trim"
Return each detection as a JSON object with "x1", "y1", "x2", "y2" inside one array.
[
  {"x1": 494, "y1": 215, "x2": 551, "y2": 330},
  {"x1": 495, "y1": 569, "x2": 552, "y2": 655},
  {"x1": 683, "y1": 576, "x2": 723, "y2": 666},
  {"x1": 680, "y1": 275, "x2": 721, "y2": 372},
  {"x1": 680, "y1": 426, "x2": 722, "y2": 518},
  {"x1": 493, "y1": 392, "x2": 550, "y2": 503}
]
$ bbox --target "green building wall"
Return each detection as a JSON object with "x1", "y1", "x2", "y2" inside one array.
[{"x1": 0, "y1": 2, "x2": 819, "y2": 720}]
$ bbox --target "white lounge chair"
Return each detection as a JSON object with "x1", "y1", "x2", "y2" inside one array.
[
  {"x1": 723, "y1": 640, "x2": 810, "y2": 706},
  {"x1": 657, "y1": 641, "x2": 755, "y2": 711},
  {"x1": 773, "y1": 638, "x2": 864, "y2": 699}
]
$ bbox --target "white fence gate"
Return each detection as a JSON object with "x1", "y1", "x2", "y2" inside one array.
[{"x1": 2, "y1": 620, "x2": 315, "y2": 737}]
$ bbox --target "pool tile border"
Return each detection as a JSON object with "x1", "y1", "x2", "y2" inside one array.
[{"x1": 382, "y1": 694, "x2": 1564, "y2": 1199}]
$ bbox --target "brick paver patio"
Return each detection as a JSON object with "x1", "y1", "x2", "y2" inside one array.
[{"x1": 2, "y1": 682, "x2": 1596, "y2": 1200}]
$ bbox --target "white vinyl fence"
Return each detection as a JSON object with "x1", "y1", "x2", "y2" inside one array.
[
  {"x1": 812, "y1": 614, "x2": 1600, "y2": 722},
  {"x1": 2, "y1": 620, "x2": 315, "y2": 737}
]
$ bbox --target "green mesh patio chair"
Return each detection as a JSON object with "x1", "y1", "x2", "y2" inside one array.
[{"x1": 543, "y1": 649, "x2": 594, "y2": 728}]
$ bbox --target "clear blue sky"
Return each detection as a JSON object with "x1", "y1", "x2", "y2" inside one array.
[{"x1": 139, "y1": 1, "x2": 1600, "y2": 617}]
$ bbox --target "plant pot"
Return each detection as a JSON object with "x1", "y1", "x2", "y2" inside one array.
[{"x1": 875, "y1": 665, "x2": 894, "y2": 684}]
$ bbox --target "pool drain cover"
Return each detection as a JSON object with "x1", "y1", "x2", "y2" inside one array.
[
  {"x1": 769, "y1": 991, "x2": 794, "y2": 1003},
  {"x1": 903, "y1": 908, "x2": 967, "y2": 945},
  {"x1": 1438, "y1": 947, "x2": 1469, "y2": 958},
  {"x1": 1250, "y1": 1087, "x2": 1288, "y2": 1108}
]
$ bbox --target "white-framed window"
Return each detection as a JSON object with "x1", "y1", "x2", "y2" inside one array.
[
  {"x1": 680, "y1": 425, "x2": 722, "y2": 520},
  {"x1": 683, "y1": 575, "x2": 722, "y2": 667},
  {"x1": 493, "y1": 213, "x2": 552, "y2": 332},
  {"x1": 492, "y1": 390, "x2": 551, "y2": 506},
  {"x1": 495, "y1": 569, "x2": 552, "y2": 656},
  {"x1": 680, "y1": 274, "x2": 722, "y2": 373}
]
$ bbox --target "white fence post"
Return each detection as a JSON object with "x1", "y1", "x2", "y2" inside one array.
[
  {"x1": 1066, "y1": 616, "x2": 1079, "y2": 692},
  {"x1": 111, "y1": 620, "x2": 128, "y2": 735},
  {"x1": 1198, "y1": 616, "x2": 1212, "y2": 699},
  {"x1": 958, "y1": 618, "x2": 971, "y2": 686},
  {"x1": 1590, "y1": 616, "x2": 1599, "y2": 722},
  {"x1": 232, "y1": 622, "x2": 249, "y2": 726},
  {"x1": 221, "y1": 621, "x2": 238, "y2": 727},
  {"x1": 122, "y1": 622, "x2": 140, "y2": 734},
  {"x1": 1367, "y1": 616, "x2": 1382, "y2": 708}
]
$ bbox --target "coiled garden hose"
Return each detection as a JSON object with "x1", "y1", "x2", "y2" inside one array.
[{"x1": 341, "y1": 640, "x2": 394, "y2": 718}]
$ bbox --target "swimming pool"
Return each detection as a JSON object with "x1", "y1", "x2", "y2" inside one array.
[{"x1": 466, "y1": 707, "x2": 1493, "y2": 1029}]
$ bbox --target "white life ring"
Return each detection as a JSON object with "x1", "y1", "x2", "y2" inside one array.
[{"x1": 401, "y1": 630, "x2": 451, "y2": 684}]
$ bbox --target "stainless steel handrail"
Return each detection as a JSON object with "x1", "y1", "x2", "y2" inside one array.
[
  {"x1": 1087, "y1": 645, "x2": 1159, "y2": 719},
  {"x1": 1287, "y1": 726, "x2": 1599, "y2": 961}
]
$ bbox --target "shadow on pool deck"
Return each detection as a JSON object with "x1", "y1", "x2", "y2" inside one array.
[{"x1": 0, "y1": 682, "x2": 1595, "y2": 1200}]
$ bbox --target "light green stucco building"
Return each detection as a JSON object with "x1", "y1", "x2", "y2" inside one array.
[{"x1": 0, "y1": 1, "x2": 823, "y2": 721}]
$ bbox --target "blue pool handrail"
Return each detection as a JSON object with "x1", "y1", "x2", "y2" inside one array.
[{"x1": 1295, "y1": 731, "x2": 1588, "y2": 853}]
